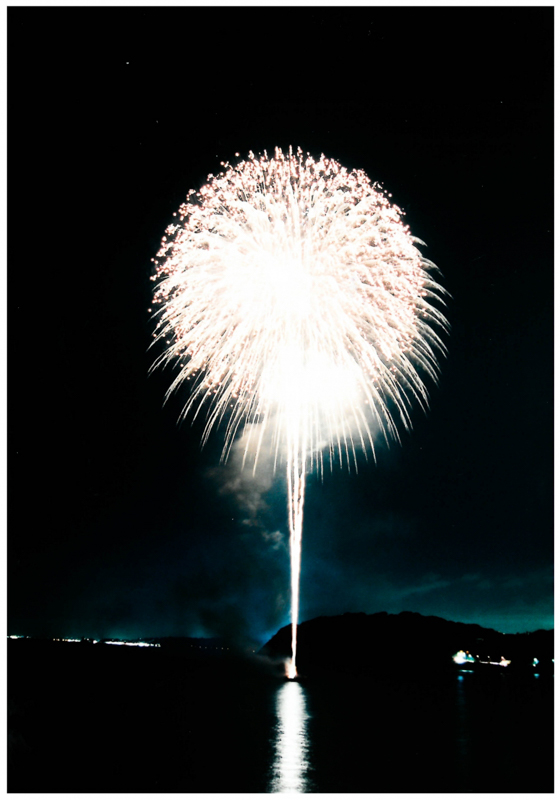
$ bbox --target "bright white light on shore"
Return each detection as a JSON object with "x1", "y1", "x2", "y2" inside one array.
[{"x1": 453, "y1": 650, "x2": 474, "y2": 665}]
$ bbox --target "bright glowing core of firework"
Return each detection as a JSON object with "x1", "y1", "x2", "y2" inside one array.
[{"x1": 151, "y1": 147, "x2": 448, "y2": 678}]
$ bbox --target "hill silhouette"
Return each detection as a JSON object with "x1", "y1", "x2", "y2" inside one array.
[{"x1": 261, "y1": 611, "x2": 553, "y2": 677}]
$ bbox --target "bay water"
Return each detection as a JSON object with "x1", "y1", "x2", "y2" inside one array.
[{"x1": 8, "y1": 641, "x2": 553, "y2": 792}]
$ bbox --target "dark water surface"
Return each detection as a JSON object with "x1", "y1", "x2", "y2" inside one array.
[{"x1": 9, "y1": 641, "x2": 553, "y2": 792}]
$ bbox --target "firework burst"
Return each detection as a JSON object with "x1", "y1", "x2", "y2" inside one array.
[{"x1": 151, "y1": 146, "x2": 448, "y2": 676}]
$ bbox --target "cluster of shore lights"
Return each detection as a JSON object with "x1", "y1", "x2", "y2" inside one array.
[
  {"x1": 452, "y1": 650, "x2": 475, "y2": 665},
  {"x1": 53, "y1": 638, "x2": 82, "y2": 643},
  {"x1": 104, "y1": 640, "x2": 161, "y2": 647},
  {"x1": 8, "y1": 636, "x2": 231, "y2": 649},
  {"x1": 480, "y1": 656, "x2": 511, "y2": 667},
  {"x1": 452, "y1": 650, "x2": 510, "y2": 667},
  {"x1": 47, "y1": 637, "x2": 161, "y2": 646}
]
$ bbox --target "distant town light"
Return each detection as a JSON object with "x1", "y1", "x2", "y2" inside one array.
[{"x1": 105, "y1": 640, "x2": 160, "y2": 647}]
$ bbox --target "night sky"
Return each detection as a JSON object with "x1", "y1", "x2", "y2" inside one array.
[{"x1": 9, "y1": 7, "x2": 553, "y2": 647}]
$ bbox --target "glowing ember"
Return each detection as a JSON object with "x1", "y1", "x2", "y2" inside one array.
[{"x1": 151, "y1": 147, "x2": 448, "y2": 675}]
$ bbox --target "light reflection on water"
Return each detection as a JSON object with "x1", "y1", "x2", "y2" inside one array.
[{"x1": 268, "y1": 680, "x2": 312, "y2": 793}]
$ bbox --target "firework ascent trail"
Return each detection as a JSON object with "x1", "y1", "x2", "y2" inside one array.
[{"x1": 151, "y1": 147, "x2": 448, "y2": 678}]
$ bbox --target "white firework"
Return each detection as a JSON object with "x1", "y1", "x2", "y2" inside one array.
[{"x1": 151, "y1": 146, "x2": 448, "y2": 677}]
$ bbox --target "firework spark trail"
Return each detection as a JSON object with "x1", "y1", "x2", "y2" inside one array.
[
  {"x1": 286, "y1": 419, "x2": 306, "y2": 679},
  {"x1": 151, "y1": 147, "x2": 448, "y2": 677}
]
